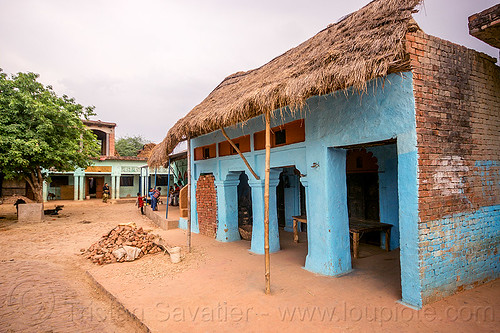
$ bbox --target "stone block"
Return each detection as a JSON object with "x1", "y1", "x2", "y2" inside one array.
[{"x1": 18, "y1": 203, "x2": 44, "y2": 222}]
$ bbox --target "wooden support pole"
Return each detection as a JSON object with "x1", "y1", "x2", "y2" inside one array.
[
  {"x1": 220, "y1": 127, "x2": 260, "y2": 180},
  {"x1": 187, "y1": 137, "x2": 192, "y2": 253},
  {"x1": 264, "y1": 110, "x2": 271, "y2": 295}
]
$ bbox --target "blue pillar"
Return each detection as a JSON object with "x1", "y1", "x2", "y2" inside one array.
[
  {"x1": 215, "y1": 172, "x2": 241, "y2": 242},
  {"x1": 115, "y1": 176, "x2": 120, "y2": 199},
  {"x1": 304, "y1": 148, "x2": 351, "y2": 276},
  {"x1": 79, "y1": 175, "x2": 85, "y2": 200},
  {"x1": 111, "y1": 175, "x2": 116, "y2": 200},
  {"x1": 249, "y1": 169, "x2": 281, "y2": 254},
  {"x1": 73, "y1": 175, "x2": 79, "y2": 201},
  {"x1": 398, "y1": 146, "x2": 421, "y2": 308},
  {"x1": 166, "y1": 159, "x2": 171, "y2": 219},
  {"x1": 42, "y1": 180, "x2": 48, "y2": 202}
]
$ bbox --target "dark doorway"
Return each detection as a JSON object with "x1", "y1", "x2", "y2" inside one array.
[
  {"x1": 88, "y1": 178, "x2": 97, "y2": 197},
  {"x1": 299, "y1": 181, "x2": 306, "y2": 217},
  {"x1": 86, "y1": 177, "x2": 104, "y2": 198},
  {"x1": 347, "y1": 173, "x2": 379, "y2": 221},
  {"x1": 237, "y1": 172, "x2": 252, "y2": 227},
  {"x1": 276, "y1": 172, "x2": 286, "y2": 228},
  {"x1": 92, "y1": 130, "x2": 108, "y2": 155},
  {"x1": 346, "y1": 149, "x2": 380, "y2": 245}
]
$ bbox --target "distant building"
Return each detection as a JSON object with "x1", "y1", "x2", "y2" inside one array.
[{"x1": 43, "y1": 120, "x2": 186, "y2": 201}]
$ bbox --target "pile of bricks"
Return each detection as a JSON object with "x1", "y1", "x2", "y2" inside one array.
[
  {"x1": 196, "y1": 174, "x2": 218, "y2": 238},
  {"x1": 83, "y1": 225, "x2": 162, "y2": 265}
]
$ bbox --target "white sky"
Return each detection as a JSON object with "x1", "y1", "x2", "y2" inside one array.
[{"x1": 1, "y1": 0, "x2": 498, "y2": 143}]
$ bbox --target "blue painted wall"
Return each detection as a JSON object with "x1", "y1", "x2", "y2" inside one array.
[
  {"x1": 189, "y1": 72, "x2": 420, "y2": 307},
  {"x1": 420, "y1": 205, "x2": 500, "y2": 303},
  {"x1": 368, "y1": 144, "x2": 399, "y2": 250}
]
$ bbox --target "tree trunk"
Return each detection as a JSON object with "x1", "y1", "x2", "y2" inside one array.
[{"x1": 24, "y1": 167, "x2": 44, "y2": 204}]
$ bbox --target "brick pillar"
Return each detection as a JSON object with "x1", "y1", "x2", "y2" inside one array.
[{"x1": 196, "y1": 174, "x2": 218, "y2": 238}]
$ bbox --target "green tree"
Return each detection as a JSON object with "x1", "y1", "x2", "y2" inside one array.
[
  {"x1": 115, "y1": 135, "x2": 150, "y2": 156},
  {"x1": 0, "y1": 70, "x2": 100, "y2": 202}
]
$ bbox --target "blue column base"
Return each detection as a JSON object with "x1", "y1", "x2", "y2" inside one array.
[
  {"x1": 304, "y1": 253, "x2": 353, "y2": 276},
  {"x1": 179, "y1": 217, "x2": 187, "y2": 230},
  {"x1": 215, "y1": 176, "x2": 241, "y2": 243},
  {"x1": 216, "y1": 228, "x2": 241, "y2": 242}
]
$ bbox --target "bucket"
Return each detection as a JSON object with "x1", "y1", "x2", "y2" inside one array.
[{"x1": 169, "y1": 247, "x2": 182, "y2": 263}]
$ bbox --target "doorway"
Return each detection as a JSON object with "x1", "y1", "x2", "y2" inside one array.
[
  {"x1": 86, "y1": 176, "x2": 104, "y2": 198},
  {"x1": 275, "y1": 167, "x2": 305, "y2": 233},
  {"x1": 346, "y1": 149, "x2": 380, "y2": 246},
  {"x1": 237, "y1": 172, "x2": 252, "y2": 228}
]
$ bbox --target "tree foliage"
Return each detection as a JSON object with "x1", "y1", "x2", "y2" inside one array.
[
  {"x1": 0, "y1": 70, "x2": 100, "y2": 202},
  {"x1": 115, "y1": 135, "x2": 150, "y2": 156}
]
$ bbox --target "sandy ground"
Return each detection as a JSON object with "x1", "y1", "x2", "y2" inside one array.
[
  {"x1": 0, "y1": 200, "x2": 154, "y2": 332},
  {"x1": 1, "y1": 200, "x2": 499, "y2": 332}
]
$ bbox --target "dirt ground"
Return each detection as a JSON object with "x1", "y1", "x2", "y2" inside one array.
[{"x1": 1, "y1": 200, "x2": 498, "y2": 332}]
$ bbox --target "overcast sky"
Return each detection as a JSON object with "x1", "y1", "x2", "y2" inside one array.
[{"x1": 1, "y1": 0, "x2": 498, "y2": 143}]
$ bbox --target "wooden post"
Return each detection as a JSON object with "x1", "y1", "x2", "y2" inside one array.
[
  {"x1": 187, "y1": 137, "x2": 192, "y2": 253},
  {"x1": 293, "y1": 218, "x2": 299, "y2": 243},
  {"x1": 264, "y1": 110, "x2": 271, "y2": 295},
  {"x1": 353, "y1": 232, "x2": 359, "y2": 259},
  {"x1": 220, "y1": 127, "x2": 260, "y2": 180}
]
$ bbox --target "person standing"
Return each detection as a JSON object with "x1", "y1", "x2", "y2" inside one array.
[
  {"x1": 136, "y1": 192, "x2": 145, "y2": 215},
  {"x1": 102, "y1": 183, "x2": 110, "y2": 203},
  {"x1": 149, "y1": 187, "x2": 161, "y2": 211}
]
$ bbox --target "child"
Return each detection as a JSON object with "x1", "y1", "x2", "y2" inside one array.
[{"x1": 136, "y1": 192, "x2": 145, "y2": 215}]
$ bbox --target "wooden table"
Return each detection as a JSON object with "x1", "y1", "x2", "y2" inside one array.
[
  {"x1": 292, "y1": 216, "x2": 392, "y2": 259},
  {"x1": 349, "y1": 218, "x2": 392, "y2": 259}
]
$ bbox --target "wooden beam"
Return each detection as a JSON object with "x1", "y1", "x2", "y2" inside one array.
[
  {"x1": 220, "y1": 127, "x2": 260, "y2": 180},
  {"x1": 264, "y1": 110, "x2": 271, "y2": 295},
  {"x1": 334, "y1": 138, "x2": 396, "y2": 150}
]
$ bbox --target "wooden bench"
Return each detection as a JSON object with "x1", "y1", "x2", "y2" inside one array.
[
  {"x1": 292, "y1": 216, "x2": 392, "y2": 259},
  {"x1": 292, "y1": 215, "x2": 307, "y2": 243}
]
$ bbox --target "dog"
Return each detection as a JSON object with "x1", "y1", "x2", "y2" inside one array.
[
  {"x1": 47, "y1": 193, "x2": 56, "y2": 200},
  {"x1": 13, "y1": 199, "x2": 26, "y2": 215},
  {"x1": 44, "y1": 205, "x2": 64, "y2": 216}
]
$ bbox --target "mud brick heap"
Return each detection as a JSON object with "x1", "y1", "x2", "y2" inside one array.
[
  {"x1": 196, "y1": 174, "x2": 218, "y2": 238},
  {"x1": 84, "y1": 225, "x2": 162, "y2": 265}
]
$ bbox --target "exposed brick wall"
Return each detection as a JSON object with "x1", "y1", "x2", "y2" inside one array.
[
  {"x1": 109, "y1": 130, "x2": 116, "y2": 156},
  {"x1": 407, "y1": 30, "x2": 500, "y2": 304},
  {"x1": 196, "y1": 174, "x2": 218, "y2": 238}
]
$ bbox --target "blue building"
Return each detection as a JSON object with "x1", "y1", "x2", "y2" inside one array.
[{"x1": 150, "y1": 0, "x2": 499, "y2": 308}]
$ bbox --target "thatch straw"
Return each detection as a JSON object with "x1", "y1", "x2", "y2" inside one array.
[{"x1": 149, "y1": 0, "x2": 422, "y2": 167}]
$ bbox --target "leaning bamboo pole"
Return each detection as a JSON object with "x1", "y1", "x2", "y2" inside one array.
[
  {"x1": 264, "y1": 110, "x2": 271, "y2": 294},
  {"x1": 220, "y1": 127, "x2": 260, "y2": 180},
  {"x1": 187, "y1": 137, "x2": 192, "y2": 253}
]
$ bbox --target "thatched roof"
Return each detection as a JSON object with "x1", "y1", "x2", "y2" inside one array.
[
  {"x1": 149, "y1": 0, "x2": 422, "y2": 167},
  {"x1": 137, "y1": 143, "x2": 157, "y2": 158}
]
